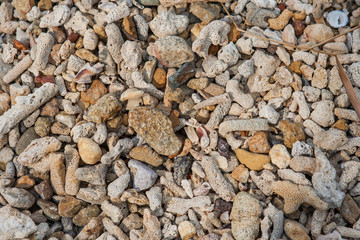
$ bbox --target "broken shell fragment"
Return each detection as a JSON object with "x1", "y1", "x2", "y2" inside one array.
[
  {"x1": 74, "y1": 63, "x2": 104, "y2": 83},
  {"x1": 326, "y1": 10, "x2": 349, "y2": 28}
]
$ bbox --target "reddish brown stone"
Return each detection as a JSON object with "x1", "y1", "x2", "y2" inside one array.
[
  {"x1": 249, "y1": 132, "x2": 271, "y2": 154},
  {"x1": 122, "y1": 15, "x2": 138, "y2": 40},
  {"x1": 15, "y1": 175, "x2": 36, "y2": 189},
  {"x1": 35, "y1": 75, "x2": 55, "y2": 87},
  {"x1": 34, "y1": 181, "x2": 53, "y2": 200},
  {"x1": 81, "y1": 80, "x2": 108, "y2": 105}
]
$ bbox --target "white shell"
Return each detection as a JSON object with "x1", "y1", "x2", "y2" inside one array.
[{"x1": 326, "y1": 10, "x2": 348, "y2": 28}]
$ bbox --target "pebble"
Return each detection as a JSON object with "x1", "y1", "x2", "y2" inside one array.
[
  {"x1": 86, "y1": 93, "x2": 122, "y2": 124},
  {"x1": 37, "y1": 199, "x2": 60, "y2": 221},
  {"x1": 0, "y1": 187, "x2": 35, "y2": 209},
  {"x1": 58, "y1": 195, "x2": 84, "y2": 217},
  {"x1": 235, "y1": 149, "x2": 270, "y2": 171},
  {"x1": 0, "y1": 205, "x2": 37, "y2": 239},
  {"x1": 231, "y1": 164, "x2": 249, "y2": 183},
  {"x1": 269, "y1": 144, "x2": 291, "y2": 169},
  {"x1": 34, "y1": 181, "x2": 53, "y2": 200},
  {"x1": 151, "y1": 36, "x2": 195, "y2": 68},
  {"x1": 284, "y1": 219, "x2": 310, "y2": 240},
  {"x1": 148, "y1": 11, "x2": 189, "y2": 38},
  {"x1": 173, "y1": 156, "x2": 193, "y2": 185},
  {"x1": 77, "y1": 137, "x2": 102, "y2": 164},
  {"x1": 15, "y1": 127, "x2": 39, "y2": 155},
  {"x1": 152, "y1": 68, "x2": 167, "y2": 88},
  {"x1": 279, "y1": 120, "x2": 306, "y2": 148},
  {"x1": 313, "y1": 128, "x2": 348, "y2": 150},
  {"x1": 178, "y1": 220, "x2": 197, "y2": 240},
  {"x1": 129, "y1": 145, "x2": 163, "y2": 167},
  {"x1": 339, "y1": 194, "x2": 360, "y2": 224},
  {"x1": 80, "y1": 80, "x2": 108, "y2": 105},
  {"x1": 73, "y1": 205, "x2": 101, "y2": 226},
  {"x1": 310, "y1": 100, "x2": 335, "y2": 127},
  {"x1": 107, "y1": 162, "x2": 130, "y2": 198},
  {"x1": 74, "y1": 163, "x2": 107, "y2": 185},
  {"x1": 304, "y1": 24, "x2": 334, "y2": 43},
  {"x1": 121, "y1": 213, "x2": 143, "y2": 232},
  {"x1": 248, "y1": 132, "x2": 271, "y2": 153},
  {"x1": 128, "y1": 107, "x2": 182, "y2": 156},
  {"x1": 101, "y1": 200, "x2": 123, "y2": 224},
  {"x1": 15, "y1": 175, "x2": 36, "y2": 189},
  {"x1": 192, "y1": 3, "x2": 221, "y2": 23},
  {"x1": 34, "y1": 116, "x2": 51, "y2": 137},
  {"x1": 128, "y1": 159, "x2": 158, "y2": 191}
]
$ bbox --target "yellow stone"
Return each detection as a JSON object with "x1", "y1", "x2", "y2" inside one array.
[{"x1": 235, "y1": 149, "x2": 270, "y2": 171}]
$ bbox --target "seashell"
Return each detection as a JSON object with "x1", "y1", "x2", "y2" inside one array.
[
  {"x1": 0, "y1": 21, "x2": 19, "y2": 34},
  {"x1": 193, "y1": 182, "x2": 211, "y2": 197},
  {"x1": 196, "y1": 125, "x2": 209, "y2": 149},
  {"x1": 326, "y1": 10, "x2": 348, "y2": 28},
  {"x1": 74, "y1": 63, "x2": 104, "y2": 83}
]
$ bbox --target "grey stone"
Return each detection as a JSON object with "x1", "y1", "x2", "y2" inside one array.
[
  {"x1": 0, "y1": 187, "x2": 35, "y2": 209},
  {"x1": 0, "y1": 205, "x2": 37, "y2": 239},
  {"x1": 128, "y1": 159, "x2": 157, "y2": 191},
  {"x1": 74, "y1": 163, "x2": 107, "y2": 185}
]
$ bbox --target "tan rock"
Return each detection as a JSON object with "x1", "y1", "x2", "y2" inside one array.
[
  {"x1": 86, "y1": 94, "x2": 121, "y2": 123},
  {"x1": 13, "y1": 0, "x2": 35, "y2": 20},
  {"x1": 279, "y1": 120, "x2": 305, "y2": 148},
  {"x1": 178, "y1": 221, "x2": 196, "y2": 240},
  {"x1": 129, "y1": 145, "x2": 163, "y2": 167},
  {"x1": 304, "y1": 24, "x2": 334, "y2": 43},
  {"x1": 15, "y1": 175, "x2": 36, "y2": 189},
  {"x1": 75, "y1": 49, "x2": 98, "y2": 62},
  {"x1": 235, "y1": 149, "x2": 270, "y2": 171},
  {"x1": 58, "y1": 195, "x2": 84, "y2": 217},
  {"x1": 284, "y1": 219, "x2": 310, "y2": 240},
  {"x1": 268, "y1": 9, "x2": 293, "y2": 30},
  {"x1": 50, "y1": 153, "x2": 66, "y2": 195},
  {"x1": 78, "y1": 137, "x2": 102, "y2": 164},
  {"x1": 152, "y1": 68, "x2": 166, "y2": 89},
  {"x1": 231, "y1": 164, "x2": 249, "y2": 183},
  {"x1": 38, "y1": 0, "x2": 52, "y2": 10},
  {"x1": 128, "y1": 107, "x2": 182, "y2": 156}
]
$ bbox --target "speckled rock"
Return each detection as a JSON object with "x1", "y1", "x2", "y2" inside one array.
[
  {"x1": 86, "y1": 93, "x2": 122, "y2": 124},
  {"x1": 313, "y1": 128, "x2": 348, "y2": 150},
  {"x1": 248, "y1": 131, "x2": 271, "y2": 153},
  {"x1": 37, "y1": 199, "x2": 60, "y2": 221},
  {"x1": 34, "y1": 117, "x2": 51, "y2": 137},
  {"x1": 173, "y1": 156, "x2": 193, "y2": 185},
  {"x1": 269, "y1": 144, "x2": 291, "y2": 169},
  {"x1": 0, "y1": 205, "x2": 37, "y2": 239},
  {"x1": 128, "y1": 107, "x2": 182, "y2": 156},
  {"x1": 152, "y1": 36, "x2": 195, "y2": 68},
  {"x1": 310, "y1": 100, "x2": 335, "y2": 127},
  {"x1": 73, "y1": 205, "x2": 101, "y2": 226},
  {"x1": 58, "y1": 195, "x2": 84, "y2": 217},
  {"x1": 279, "y1": 120, "x2": 306, "y2": 148},
  {"x1": 0, "y1": 187, "x2": 35, "y2": 209}
]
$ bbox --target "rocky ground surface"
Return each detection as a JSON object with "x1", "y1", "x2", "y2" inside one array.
[{"x1": 1, "y1": 0, "x2": 360, "y2": 239}]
